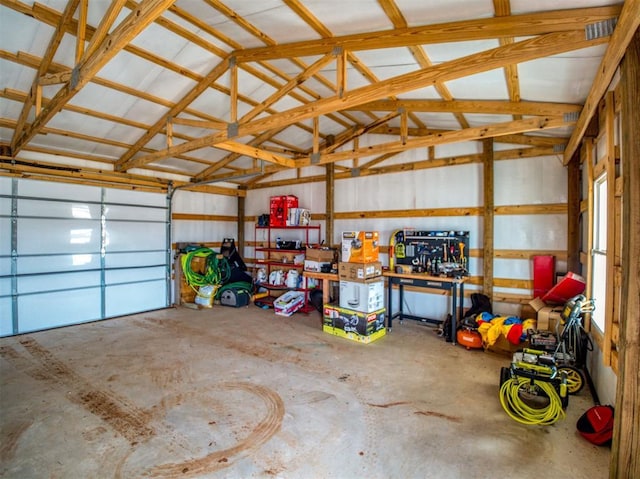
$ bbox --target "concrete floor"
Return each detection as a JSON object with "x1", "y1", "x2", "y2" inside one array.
[{"x1": 1, "y1": 305, "x2": 610, "y2": 479}]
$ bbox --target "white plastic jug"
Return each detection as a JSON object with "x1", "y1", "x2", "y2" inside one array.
[{"x1": 286, "y1": 269, "x2": 299, "y2": 288}]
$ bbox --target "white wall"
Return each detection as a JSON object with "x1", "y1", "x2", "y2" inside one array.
[{"x1": 245, "y1": 140, "x2": 568, "y2": 319}]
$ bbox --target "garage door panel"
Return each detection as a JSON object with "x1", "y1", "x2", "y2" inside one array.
[
  {"x1": 18, "y1": 253, "x2": 101, "y2": 274},
  {"x1": 105, "y1": 221, "x2": 165, "y2": 251},
  {"x1": 106, "y1": 280, "x2": 165, "y2": 317},
  {"x1": 18, "y1": 288, "x2": 102, "y2": 333},
  {"x1": 1, "y1": 178, "x2": 169, "y2": 337},
  {"x1": 17, "y1": 218, "x2": 101, "y2": 254},
  {"x1": 18, "y1": 270, "x2": 101, "y2": 295}
]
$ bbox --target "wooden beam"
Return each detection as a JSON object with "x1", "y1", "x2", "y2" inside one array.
[
  {"x1": 345, "y1": 99, "x2": 582, "y2": 116},
  {"x1": 12, "y1": 0, "x2": 176, "y2": 153},
  {"x1": 75, "y1": 0, "x2": 88, "y2": 63},
  {"x1": 240, "y1": 52, "x2": 335, "y2": 124},
  {"x1": 603, "y1": 92, "x2": 616, "y2": 366},
  {"x1": 116, "y1": 56, "x2": 230, "y2": 170},
  {"x1": 493, "y1": 0, "x2": 521, "y2": 121},
  {"x1": 326, "y1": 112, "x2": 400, "y2": 154},
  {"x1": 10, "y1": 0, "x2": 81, "y2": 151},
  {"x1": 229, "y1": 58, "x2": 238, "y2": 123},
  {"x1": 170, "y1": 117, "x2": 227, "y2": 130},
  {"x1": 316, "y1": 116, "x2": 572, "y2": 165},
  {"x1": 193, "y1": 127, "x2": 288, "y2": 181},
  {"x1": 234, "y1": 6, "x2": 621, "y2": 62},
  {"x1": 377, "y1": 0, "x2": 469, "y2": 129},
  {"x1": 82, "y1": 0, "x2": 127, "y2": 60},
  {"x1": 483, "y1": 138, "x2": 494, "y2": 300},
  {"x1": 567, "y1": 151, "x2": 581, "y2": 273},
  {"x1": 124, "y1": 30, "x2": 602, "y2": 171},
  {"x1": 326, "y1": 163, "x2": 335, "y2": 246},
  {"x1": 611, "y1": 28, "x2": 640, "y2": 479},
  {"x1": 336, "y1": 48, "x2": 346, "y2": 98},
  {"x1": 248, "y1": 146, "x2": 554, "y2": 190},
  {"x1": 564, "y1": 0, "x2": 640, "y2": 163},
  {"x1": 213, "y1": 141, "x2": 296, "y2": 168}
]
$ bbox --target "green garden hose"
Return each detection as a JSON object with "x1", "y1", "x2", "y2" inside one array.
[{"x1": 181, "y1": 247, "x2": 232, "y2": 291}]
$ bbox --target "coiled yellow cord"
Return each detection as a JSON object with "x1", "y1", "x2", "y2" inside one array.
[{"x1": 499, "y1": 377, "x2": 565, "y2": 425}]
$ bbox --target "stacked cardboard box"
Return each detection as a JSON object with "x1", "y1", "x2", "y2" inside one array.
[
  {"x1": 322, "y1": 304, "x2": 386, "y2": 344},
  {"x1": 322, "y1": 231, "x2": 386, "y2": 343},
  {"x1": 304, "y1": 246, "x2": 337, "y2": 273}
]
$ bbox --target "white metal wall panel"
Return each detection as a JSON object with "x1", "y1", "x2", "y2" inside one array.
[{"x1": 248, "y1": 144, "x2": 567, "y2": 318}]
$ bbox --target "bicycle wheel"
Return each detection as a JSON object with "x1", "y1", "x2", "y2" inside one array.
[{"x1": 558, "y1": 365, "x2": 585, "y2": 394}]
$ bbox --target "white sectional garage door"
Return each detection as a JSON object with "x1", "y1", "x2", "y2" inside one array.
[{"x1": 0, "y1": 178, "x2": 169, "y2": 336}]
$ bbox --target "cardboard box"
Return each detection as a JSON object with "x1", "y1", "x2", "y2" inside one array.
[
  {"x1": 305, "y1": 246, "x2": 337, "y2": 263},
  {"x1": 323, "y1": 325, "x2": 386, "y2": 344},
  {"x1": 485, "y1": 336, "x2": 529, "y2": 357},
  {"x1": 537, "y1": 306, "x2": 563, "y2": 332},
  {"x1": 339, "y1": 278, "x2": 384, "y2": 313},
  {"x1": 339, "y1": 261, "x2": 382, "y2": 282},
  {"x1": 304, "y1": 259, "x2": 331, "y2": 272},
  {"x1": 274, "y1": 290, "x2": 305, "y2": 316},
  {"x1": 341, "y1": 231, "x2": 379, "y2": 263},
  {"x1": 528, "y1": 297, "x2": 563, "y2": 331},
  {"x1": 323, "y1": 303, "x2": 386, "y2": 343}
]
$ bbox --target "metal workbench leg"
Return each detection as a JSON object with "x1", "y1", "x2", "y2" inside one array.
[
  {"x1": 387, "y1": 277, "x2": 393, "y2": 329},
  {"x1": 451, "y1": 284, "x2": 457, "y2": 344}
]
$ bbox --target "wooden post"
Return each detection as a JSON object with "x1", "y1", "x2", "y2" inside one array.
[
  {"x1": 237, "y1": 186, "x2": 246, "y2": 257},
  {"x1": 567, "y1": 150, "x2": 581, "y2": 273},
  {"x1": 326, "y1": 163, "x2": 335, "y2": 247},
  {"x1": 610, "y1": 27, "x2": 640, "y2": 479},
  {"x1": 482, "y1": 138, "x2": 494, "y2": 300}
]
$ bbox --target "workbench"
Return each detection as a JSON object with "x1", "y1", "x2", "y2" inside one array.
[
  {"x1": 383, "y1": 271, "x2": 465, "y2": 344},
  {"x1": 302, "y1": 270, "x2": 339, "y2": 305}
]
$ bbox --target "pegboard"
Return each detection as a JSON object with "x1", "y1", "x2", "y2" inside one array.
[{"x1": 389, "y1": 229, "x2": 469, "y2": 277}]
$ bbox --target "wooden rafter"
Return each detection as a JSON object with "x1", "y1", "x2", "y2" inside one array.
[
  {"x1": 239, "y1": 52, "x2": 336, "y2": 124},
  {"x1": 313, "y1": 115, "x2": 573, "y2": 165},
  {"x1": 563, "y1": 0, "x2": 640, "y2": 163},
  {"x1": 493, "y1": 0, "x2": 522, "y2": 121},
  {"x1": 2, "y1": 0, "x2": 330, "y2": 164},
  {"x1": 213, "y1": 141, "x2": 296, "y2": 168},
  {"x1": 233, "y1": 6, "x2": 621, "y2": 62},
  {"x1": 116, "y1": 56, "x2": 231, "y2": 167},
  {"x1": 10, "y1": 0, "x2": 81, "y2": 151},
  {"x1": 347, "y1": 99, "x2": 581, "y2": 116},
  {"x1": 324, "y1": 112, "x2": 400, "y2": 154},
  {"x1": 121, "y1": 30, "x2": 606, "y2": 171},
  {"x1": 193, "y1": 127, "x2": 288, "y2": 181},
  {"x1": 378, "y1": 0, "x2": 470, "y2": 130},
  {"x1": 0, "y1": 49, "x2": 220, "y2": 124},
  {"x1": 232, "y1": 145, "x2": 555, "y2": 190},
  {"x1": 204, "y1": 0, "x2": 358, "y2": 128},
  {"x1": 82, "y1": 0, "x2": 128, "y2": 60},
  {"x1": 12, "y1": 0, "x2": 176, "y2": 154}
]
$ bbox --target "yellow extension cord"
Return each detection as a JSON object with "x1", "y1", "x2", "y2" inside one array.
[{"x1": 499, "y1": 377, "x2": 565, "y2": 425}]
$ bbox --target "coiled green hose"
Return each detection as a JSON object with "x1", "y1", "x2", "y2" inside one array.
[{"x1": 180, "y1": 247, "x2": 232, "y2": 291}]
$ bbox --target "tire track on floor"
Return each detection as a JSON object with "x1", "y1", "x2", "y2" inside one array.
[
  {"x1": 143, "y1": 381, "x2": 285, "y2": 478},
  {"x1": 2, "y1": 338, "x2": 154, "y2": 445},
  {"x1": 135, "y1": 316, "x2": 328, "y2": 374}
]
